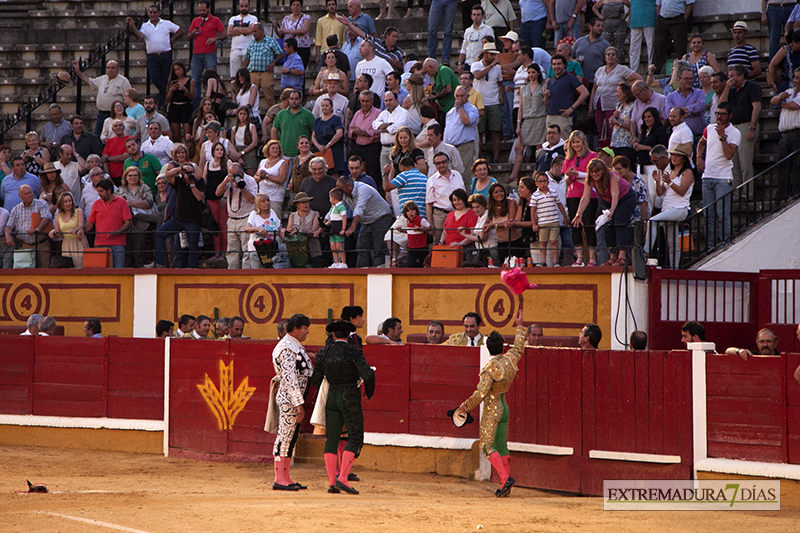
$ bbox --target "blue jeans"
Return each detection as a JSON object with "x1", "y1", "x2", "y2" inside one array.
[
  {"x1": 520, "y1": 17, "x2": 547, "y2": 49},
  {"x1": 148, "y1": 51, "x2": 173, "y2": 109},
  {"x1": 554, "y1": 20, "x2": 581, "y2": 43},
  {"x1": 156, "y1": 218, "x2": 200, "y2": 268},
  {"x1": 768, "y1": 5, "x2": 795, "y2": 61},
  {"x1": 427, "y1": 0, "x2": 458, "y2": 64},
  {"x1": 600, "y1": 188, "x2": 636, "y2": 252},
  {"x1": 356, "y1": 216, "x2": 393, "y2": 267},
  {"x1": 702, "y1": 178, "x2": 733, "y2": 247},
  {"x1": 108, "y1": 244, "x2": 126, "y2": 269},
  {"x1": 191, "y1": 52, "x2": 217, "y2": 108},
  {"x1": 94, "y1": 110, "x2": 110, "y2": 138}
]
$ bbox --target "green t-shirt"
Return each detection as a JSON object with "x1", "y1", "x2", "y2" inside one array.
[
  {"x1": 435, "y1": 65, "x2": 460, "y2": 113},
  {"x1": 124, "y1": 153, "x2": 162, "y2": 197},
  {"x1": 273, "y1": 107, "x2": 315, "y2": 157}
]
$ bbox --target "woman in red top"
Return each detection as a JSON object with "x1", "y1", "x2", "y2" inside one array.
[
  {"x1": 572, "y1": 158, "x2": 636, "y2": 266},
  {"x1": 440, "y1": 189, "x2": 478, "y2": 248},
  {"x1": 563, "y1": 131, "x2": 599, "y2": 266}
]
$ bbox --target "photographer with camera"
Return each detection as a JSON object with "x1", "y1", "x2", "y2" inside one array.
[
  {"x1": 154, "y1": 144, "x2": 206, "y2": 268},
  {"x1": 215, "y1": 162, "x2": 257, "y2": 269}
]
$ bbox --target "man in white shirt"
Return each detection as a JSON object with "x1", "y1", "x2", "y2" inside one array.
[
  {"x1": 20, "y1": 314, "x2": 44, "y2": 336},
  {"x1": 312, "y1": 73, "x2": 350, "y2": 120},
  {"x1": 667, "y1": 107, "x2": 693, "y2": 150},
  {"x1": 226, "y1": 0, "x2": 259, "y2": 83},
  {"x1": 80, "y1": 167, "x2": 106, "y2": 223},
  {"x1": 372, "y1": 91, "x2": 410, "y2": 172},
  {"x1": 355, "y1": 39, "x2": 394, "y2": 97},
  {"x1": 73, "y1": 60, "x2": 132, "y2": 137},
  {"x1": 426, "y1": 151, "x2": 466, "y2": 241},
  {"x1": 471, "y1": 42, "x2": 504, "y2": 162},
  {"x1": 53, "y1": 144, "x2": 85, "y2": 201},
  {"x1": 141, "y1": 122, "x2": 174, "y2": 166},
  {"x1": 696, "y1": 102, "x2": 740, "y2": 247},
  {"x1": 127, "y1": 6, "x2": 184, "y2": 110},
  {"x1": 457, "y1": 5, "x2": 495, "y2": 74}
]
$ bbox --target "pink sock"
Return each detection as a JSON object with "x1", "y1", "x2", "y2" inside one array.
[
  {"x1": 274, "y1": 456, "x2": 288, "y2": 485},
  {"x1": 488, "y1": 451, "x2": 509, "y2": 485},
  {"x1": 337, "y1": 450, "x2": 356, "y2": 487},
  {"x1": 283, "y1": 457, "x2": 295, "y2": 485},
  {"x1": 324, "y1": 453, "x2": 338, "y2": 486},
  {"x1": 501, "y1": 454, "x2": 510, "y2": 474},
  {"x1": 336, "y1": 439, "x2": 347, "y2": 475}
]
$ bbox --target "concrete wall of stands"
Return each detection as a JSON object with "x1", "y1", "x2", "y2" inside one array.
[
  {"x1": 2, "y1": 336, "x2": 799, "y2": 495},
  {"x1": 0, "y1": 269, "x2": 618, "y2": 348}
]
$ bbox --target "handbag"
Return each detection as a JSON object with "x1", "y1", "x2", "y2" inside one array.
[
  {"x1": 285, "y1": 232, "x2": 311, "y2": 268},
  {"x1": 558, "y1": 28, "x2": 576, "y2": 47},
  {"x1": 318, "y1": 147, "x2": 335, "y2": 169},
  {"x1": 131, "y1": 203, "x2": 161, "y2": 224},
  {"x1": 13, "y1": 249, "x2": 35, "y2": 269}
]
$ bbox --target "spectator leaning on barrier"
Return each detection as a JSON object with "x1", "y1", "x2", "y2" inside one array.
[
  {"x1": 231, "y1": 316, "x2": 246, "y2": 339},
  {"x1": 183, "y1": 314, "x2": 212, "y2": 339},
  {"x1": 83, "y1": 179, "x2": 132, "y2": 269},
  {"x1": 5, "y1": 184, "x2": 52, "y2": 268},
  {"x1": 156, "y1": 319, "x2": 175, "y2": 338},
  {"x1": 526, "y1": 323, "x2": 543, "y2": 346},
  {"x1": 444, "y1": 312, "x2": 485, "y2": 346},
  {"x1": 725, "y1": 328, "x2": 781, "y2": 359},
  {"x1": 338, "y1": 176, "x2": 393, "y2": 268},
  {"x1": 21, "y1": 314, "x2": 44, "y2": 336},
  {"x1": 426, "y1": 320, "x2": 445, "y2": 344},
  {"x1": 365, "y1": 317, "x2": 403, "y2": 344}
]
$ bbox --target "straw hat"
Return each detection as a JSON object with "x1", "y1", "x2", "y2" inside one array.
[
  {"x1": 40, "y1": 162, "x2": 62, "y2": 175},
  {"x1": 50, "y1": 71, "x2": 73, "y2": 87},
  {"x1": 481, "y1": 42, "x2": 500, "y2": 54},
  {"x1": 668, "y1": 143, "x2": 693, "y2": 159},
  {"x1": 732, "y1": 21, "x2": 748, "y2": 32},
  {"x1": 292, "y1": 191, "x2": 313, "y2": 204},
  {"x1": 500, "y1": 30, "x2": 519, "y2": 42}
]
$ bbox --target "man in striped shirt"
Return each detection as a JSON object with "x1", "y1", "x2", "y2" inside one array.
[{"x1": 384, "y1": 157, "x2": 429, "y2": 218}]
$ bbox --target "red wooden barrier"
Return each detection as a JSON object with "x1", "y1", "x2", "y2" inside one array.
[
  {"x1": 107, "y1": 337, "x2": 164, "y2": 420},
  {"x1": 409, "y1": 344, "x2": 479, "y2": 439},
  {"x1": 0, "y1": 336, "x2": 34, "y2": 414},
  {"x1": 787, "y1": 354, "x2": 800, "y2": 464},
  {"x1": 362, "y1": 344, "x2": 410, "y2": 434},
  {"x1": 33, "y1": 337, "x2": 107, "y2": 417},
  {"x1": 706, "y1": 354, "x2": 787, "y2": 463}
]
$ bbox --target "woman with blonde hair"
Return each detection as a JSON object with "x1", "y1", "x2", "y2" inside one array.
[
  {"x1": 401, "y1": 73, "x2": 428, "y2": 134},
  {"x1": 256, "y1": 140, "x2": 289, "y2": 220},
  {"x1": 49, "y1": 191, "x2": 87, "y2": 268},
  {"x1": 563, "y1": 130, "x2": 599, "y2": 266},
  {"x1": 23, "y1": 131, "x2": 50, "y2": 176},
  {"x1": 572, "y1": 158, "x2": 636, "y2": 266},
  {"x1": 118, "y1": 165, "x2": 155, "y2": 268},
  {"x1": 244, "y1": 192, "x2": 282, "y2": 269}
]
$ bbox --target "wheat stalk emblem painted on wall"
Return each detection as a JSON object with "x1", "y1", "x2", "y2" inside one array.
[{"x1": 197, "y1": 360, "x2": 257, "y2": 430}]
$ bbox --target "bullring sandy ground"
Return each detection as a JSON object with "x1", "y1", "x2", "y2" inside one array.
[{"x1": 1, "y1": 445, "x2": 798, "y2": 532}]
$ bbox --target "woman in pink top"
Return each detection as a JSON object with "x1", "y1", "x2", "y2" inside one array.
[
  {"x1": 563, "y1": 131, "x2": 599, "y2": 266},
  {"x1": 572, "y1": 158, "x2": 637, "y2": 266}
]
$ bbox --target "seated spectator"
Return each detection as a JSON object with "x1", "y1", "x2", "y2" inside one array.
[
  {"x1": 5, "y1": 184, "x2": 52, "y2": 268},
  {"x1": 365, "y1": 317, "x2": 403, "y2": 344},
  {"x1": 156, "y1": 319, "x2": 175, "y2": 338},
  {"x1": 725, "y1": 328, "x2": 781, "y2": 359},
  {"x1": 426, "y1": 320, "x2": 445, "y2": 344},
  {"x1": 244, "y1": 193, "x2": 282, "y2": 269},
  {"x1": 469, "y1": 159, "x2": 498, "y2": 199},
  {"x1": 311, "y1": 51, "x2": 350, "y2": 98},
  {"x1": 83, "y1": 179, "x2": 132, "y2": 269},
  {"x1": 38, "y1": 316, "x2": 57, "y2": 336},
  {"x1": 629, "y1": 330, "x2": 648, "y2": 350},
  {"x1": 681, "y1": 320, "x2": 706, "y2": 347},
  {"x1": 286, "y1": 192, "x2": 323, "y2": 267},
  {"x1": 123, "y1": 138, "x2": 162, "y2": 196},
  {"x1": 177, "y1": 314, "x2": 196, "y2": 337},
  {"x1": 443, "y1": 312, "x2": 484, "y2": 346},
  {"x1": 461, "y1": 193, "x2": 497, "y2": 264},
  {"x1": 526, "y1": 324, "x2": 543, "y2": 346},
  {"x1": 579, "y1": 323, "x2": 602, "y2": 349},
  {"x1": 21, "y1": 313, "x2": 44, "y2": 336},
  {"x1": 439, "y1": 189, "x2": 478, "y2": 249},
  {"x1": 183, "y1": 314, "x2": 212, "y2": 339},
  {"x1": 84, "y1": 318, "x2": 102, "y2": 338}
]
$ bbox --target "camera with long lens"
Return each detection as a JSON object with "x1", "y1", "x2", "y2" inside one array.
[
  {"x1": 182, "y1": 166, "x2": 196, "y2": 183},
  {"x1": 233, "y1": 173, "x2": 246, "y2": 189}
]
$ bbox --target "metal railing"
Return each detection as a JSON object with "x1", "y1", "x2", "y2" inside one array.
[{"x1": 648, "y1": 148, "x2": 800, "y2": 269}]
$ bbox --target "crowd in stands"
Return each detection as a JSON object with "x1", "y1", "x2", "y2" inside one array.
[{"x1": 1, "y1": 0, "x2": 797, "y2": 269}]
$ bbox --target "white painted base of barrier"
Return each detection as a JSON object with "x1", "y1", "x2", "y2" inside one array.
[
  {"x1": 508, "y1": 442, "x2": 574, "y2": 455},
  {"x1": 589, "y1": 449, "x2": 681, "y2": 464},
  {"x1": 0, "y1": 414, "x2": 163, "y2": 432},
  {"x1": 696, "y1": 458, "x2": 800, "y2": 481},
  {"x1": 364, "y1": 432, "x2": 476, "y2": 450}
]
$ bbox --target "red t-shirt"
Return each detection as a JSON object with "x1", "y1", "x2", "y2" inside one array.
[
  {"x1": 406, "y1": 214, "x2": 429, "y2": 249},
  {"x1": 443, "y1": 209, "x2": 478, "y2": 246},
  {"x1": 189, "y1": 15, "x2": 225, "y2": 54},
  {"x1": 103, "y1": 135, "x2": 132, "y2": 179},
  {"x1": 88, "y1": 195, "x2": 132, "y2": 246}
]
